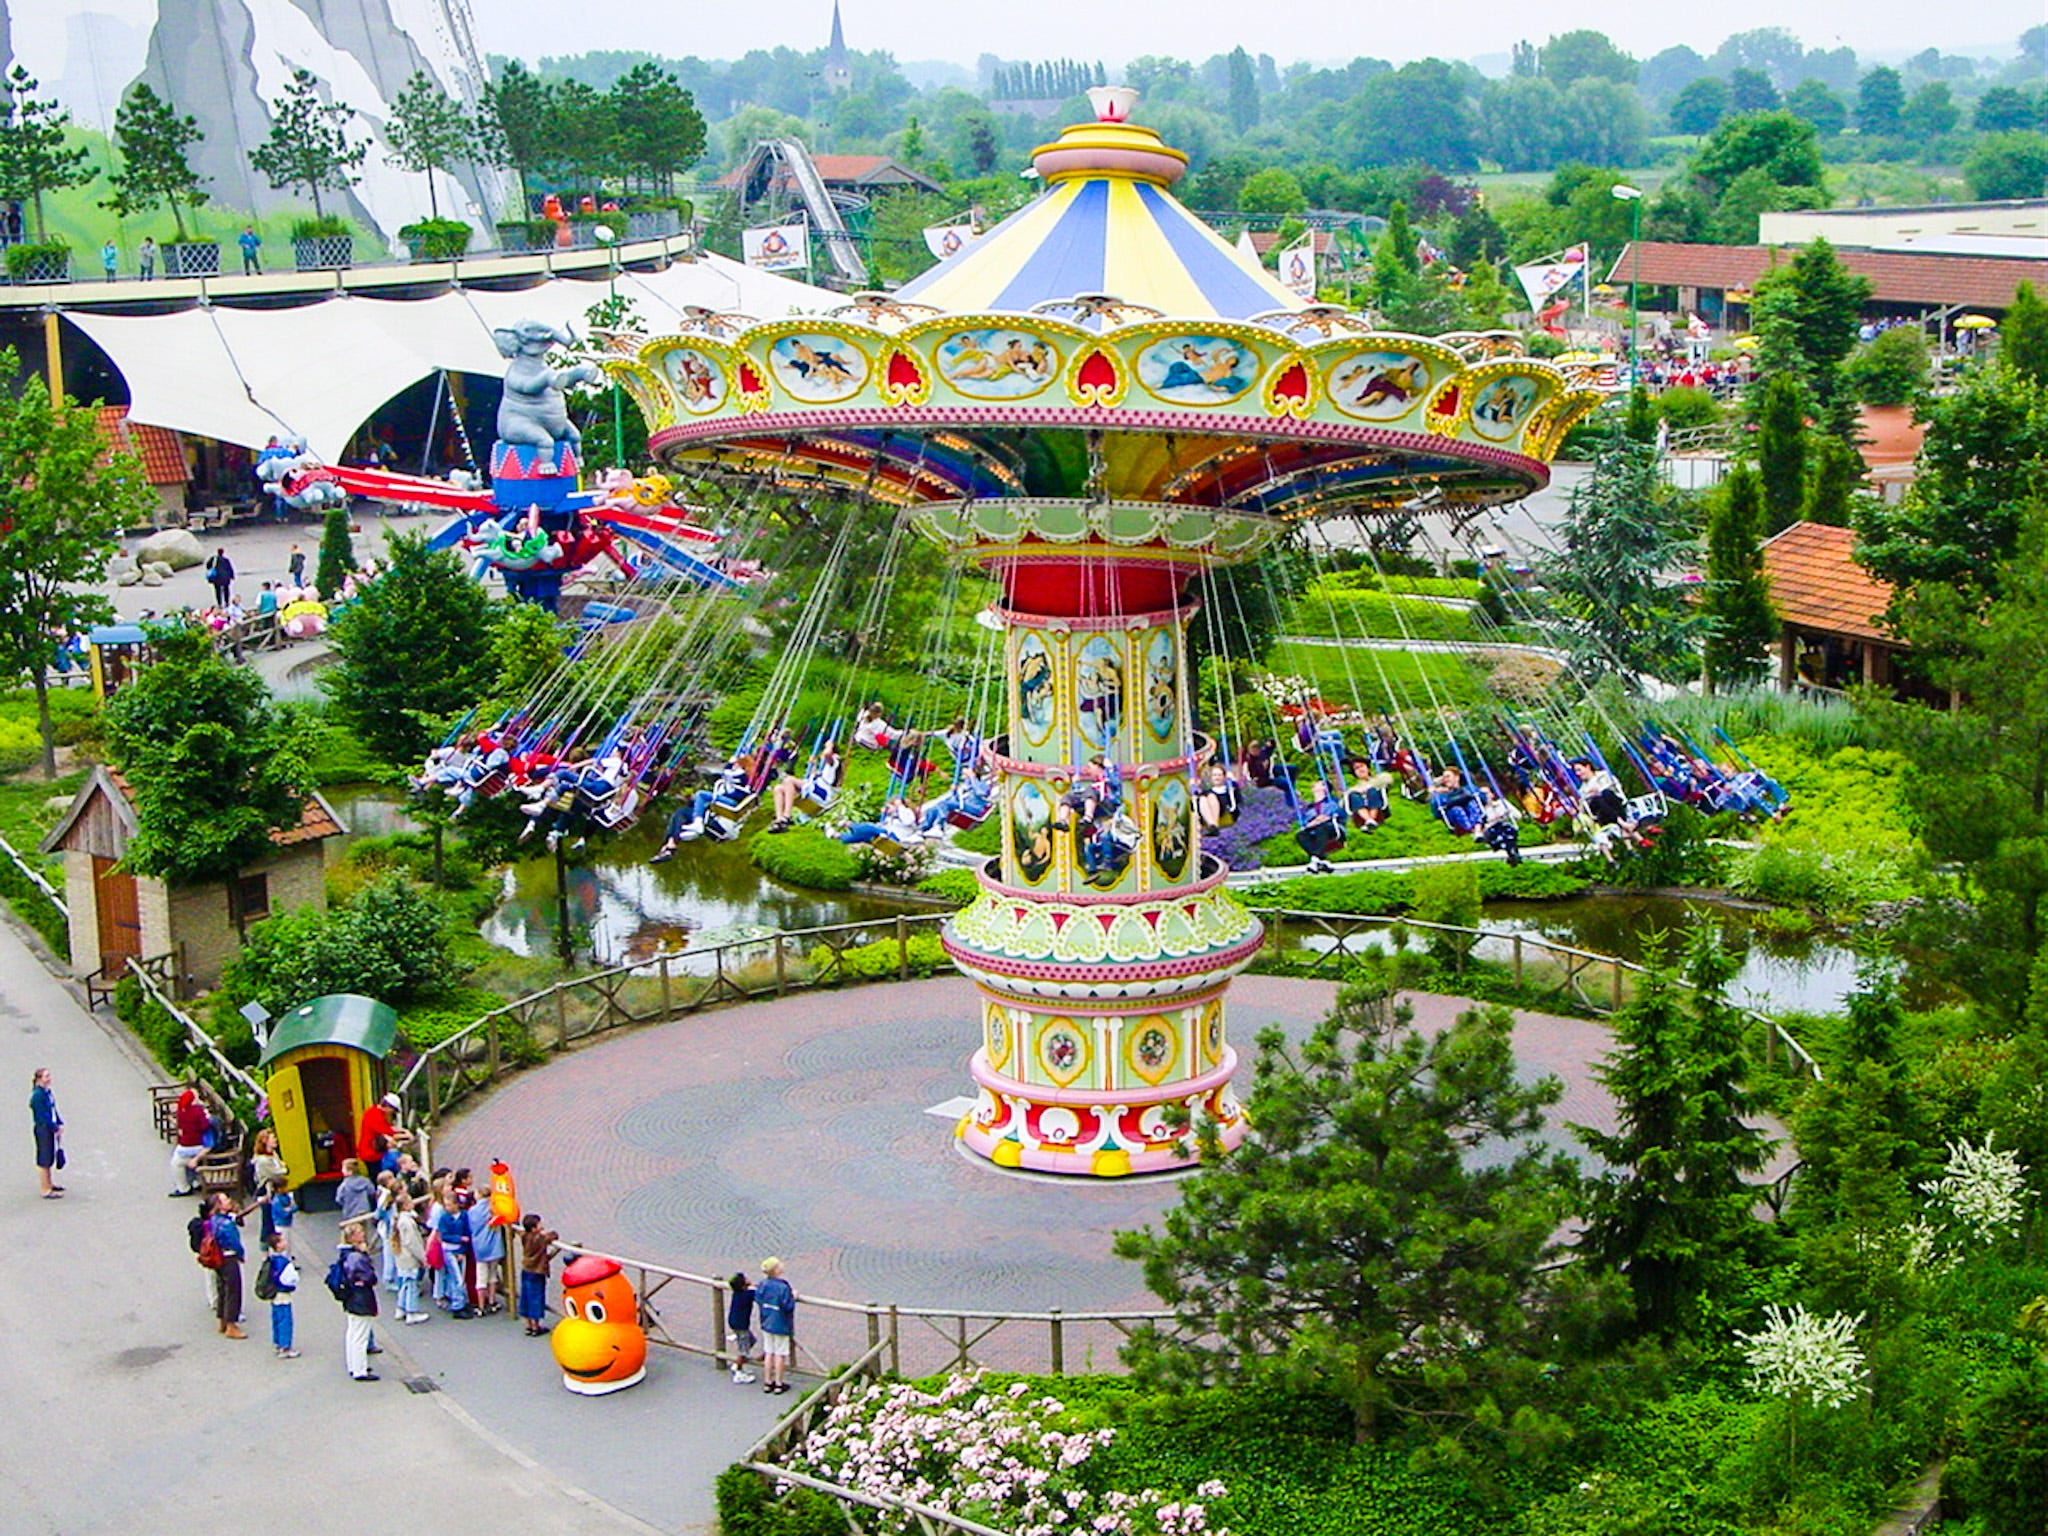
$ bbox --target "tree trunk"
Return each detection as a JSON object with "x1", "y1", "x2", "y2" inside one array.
[
  {"x1": 426, "y1": 171, "x2": 440, "y2": 221},
  {"x1": 32, "y1": 666, "x2": 55, "y2": 779},
  {"x1": 312, "y1": 184, "x2": 325, "y2": 219},
  {"x1": 170, "y1": 197, "x2": 188, "y2": 242}
]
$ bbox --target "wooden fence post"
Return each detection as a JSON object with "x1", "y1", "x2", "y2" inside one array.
[
  {"x1": 555, "y1": 985, "x2": 568, "y2": 1048},
  {"x1": 1610, "y1": 961, "x2": 1624, "y2": 1011},
  {"x1": 486, "y1": 1014, "x2": 500, "y2": 1080},
  {"x1": 775, "y1": 934, "x2": 788, "y2": 997},
  {"x1": 659, "y1": 952, "x2": 672, "y2": 1021},
  {"x1": 1049, "y1": 1309, "x2": 1064, "y2": 1375},
  {"x1": 1512, "y1": 934, "x2": 1524, "y2": 984},
  {"x1": 888, "y1": 1305, "x2": 901, "y2": 1376},
  {"x1": 867, "y1": 1305, "x2": 881, "y2": 1376},
  {"x1": 897, "y1": 915, "x2": 909, "y2": 981},
  {"x1": 711, "y1": 1281, "x2": 727, "y2": 1368},
  {"x1": 425, "y1": 1055, "x2": 441, "y2": 1123}
]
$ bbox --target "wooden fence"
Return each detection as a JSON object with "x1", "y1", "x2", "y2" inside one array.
[{"x1": 0, "y1": 824, "x2": 68, "y2": 920}]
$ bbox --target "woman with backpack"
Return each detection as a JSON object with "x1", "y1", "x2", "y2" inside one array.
[{"x1": 202, "y1": 1192, "x2": 248, "y2": 1339}]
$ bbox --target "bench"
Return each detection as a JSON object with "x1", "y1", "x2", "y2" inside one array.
[{"x1": 151, "y1": 1079, "x2": 246, "y2": 1194}]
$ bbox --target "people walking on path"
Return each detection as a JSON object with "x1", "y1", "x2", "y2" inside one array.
[
  {"x1": 207, "y1": 1192, "x2": 248, "y2": 1339},
  {"x1": 287, "y1": 543, "x2": 307, "y2": 585},
  {"x1": 259, "y1": 1230, "x2": 299, "y2": 1358},
  {"x1": 518, "y1": 1215, "x2": 558, "y2": 1336},
  {"x1": 239, "y1": 225, "x2": 262, "y2": 275},
  {"x1": 726, "y1": 1271, "x2": 757, "y2": 1383},
  {"x1": 29, "y1": 1068, "x2": 62, "y2": 1198},
  {"x1": 203, "y1": 548, "x2": 235, "y2": 608},
  {"x1": 334, "y1": 1222, "x2": 381, "y2": 1380},
  {"x1": 168, "y1": 1086, "x2": 211, "y2": 1195},
  {"x1": 137, "y1": 236, "x2": 156, "y2": 279},
  {"x1": 756, "y1": 1257, "x2": 796, "y2": 1395}
]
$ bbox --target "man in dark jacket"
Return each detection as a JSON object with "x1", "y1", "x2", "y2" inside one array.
[{"x1": 337, "y1": 1223, "x2": 381, "y2": 1380}]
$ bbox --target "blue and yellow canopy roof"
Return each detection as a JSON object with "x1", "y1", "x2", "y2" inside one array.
[{"x1": 897, "y1": 112, "x2": 1304, "y2": 321}]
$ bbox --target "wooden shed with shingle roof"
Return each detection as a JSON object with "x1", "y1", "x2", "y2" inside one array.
[
  {"x1": 39, "y1": 765, "x2": 344, "y2": 996},
  {"x1": 1758, "y1": 522, "x2": 1921, "y2": 698}
]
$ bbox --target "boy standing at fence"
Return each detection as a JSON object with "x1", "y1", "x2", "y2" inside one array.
[
  {"x1": 756, "y1": 1257, "x2": 795, "y2": 1395},
  {"x1": 518, "y1": 1214, "x2": 558, "y2": 1336},
  {"x1": 726, "y1": 1271, "x2": 757, "y2": 1384}
]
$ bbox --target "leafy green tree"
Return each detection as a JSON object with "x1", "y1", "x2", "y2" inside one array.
[
  {"x1": 0, "y1": 66, "x2": 95, "y2": 239},
  {"x1": 1668, "y1": 76, "x2": 1730, "y2": 137},
  {"x1": 323, "y1": 532, "x2": 497, "y2": 765},
  {"x1": 1856, "y1": 363, "x2": 2048, "y2": 603},
  {"x1": 609, "y1": 61, "x2": 705, "y2": 193},
  {"x1": 1751, "y1": 238, "x2": 1869, "y2": 435},
  {"x1": 1547, "y1": 430, "x2": 1707, "y2": 686},
  {"x1": 1966, "y1": 132, "x2": 2048, "y2": 202},
  {"x1": 1641, "y1": 44, "x2": 1710, "y2": 106},
  {"x1": 1946, "y1": 1362, "x2": 2048, "y2": 1536},
  {"x1": 315, "y1": 506, "x2": 355, "y2": 600},
  {"x1": 1755, "y1": 373, "x2": 1810, "y2": 532},
  {"x1": 1574, "y1": 931, "x2": 1773, "y2": 1336},
  {"x1": 1869, "y1": 508, "x2": 2048, "y2": 1013},
  {"x1": 1784, "y1": 80, "x2": 1847, "y2": 136},
  {"x1": 1842, "y1": 324, "x2": 1929, "y2": 406},
  {"x1": 477, "y1": 59, "x2": 555, "y2": 214},
  {"x1": 102, "y1": 83, "x2": 209, "y2": 240},
  {"x1": 1237, "y1": 166, "x2": 1305, "y2": 217},
  {"x1": 1114, "y1": 963, "x2": 1579, "y2": 1449},
  {"x1": 1540, "y1": 29, "x2": 1635, "y2": 88},
  {"x1": 549, "y1": 79, "x2": 617, "y2": 200},
  {"x1": 1224, "y1": 47, "x2": 1260, "y2": 134},
  {"x1": 383, "y1": 71, "x2": 469, "y2": 219},
  {"x1": 1700, "y1": 464, "x2": 1778, "y2": 690},
  {"x1": 102, "y1": 624, "x2": 313, "y2": 886},
  {"x1": 1729, "y1": 68, "x2": 1780, "y2": 112},
  {"x1": 2004, "y1": 281, "x2": 2048, "y2": 386},
  {"x1": 1347, "y1": 60, "x2": 1479, "y2": 170},
  {"x1": 1902, "y1": 82, "x2": 1961, "y2": 139},
  {"x1": 1974, "y1": 85, "x2": 2039, "y2": 133},
  {"x1": 1803, "y1": 435, "x2": 1866, "y2": 527},
  {"x1": 0, "y1": 351, "x2": 148, "y2": 775},
  {"x1": 223, "y1": 873, "x2": 456, "y2": 1010},
  {"x1": 1558, "y1": 78, "x2": 1647, "y2": 166},
  {"x1": 251, "y1": 67, "x2": 366, "y2": 218},
  {"x1": 1691, "y1": 110, "x2": 1824, "y2": 197},
  {"x1": 1855, "y1": 67, "x2": 1905, "y2": 135},
  {"x1": 1479, "y1": 76, "x2": 1566, "y2": 171}
]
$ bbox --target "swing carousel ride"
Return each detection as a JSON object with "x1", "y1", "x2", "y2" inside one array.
[{"x1": 428, "y1": 88, "x2": 1786, "y2": 1179}]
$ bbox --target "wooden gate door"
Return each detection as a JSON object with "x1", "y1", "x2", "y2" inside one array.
[{"x1": 92, "y1": 856, "x2": 142, "y2": 976}]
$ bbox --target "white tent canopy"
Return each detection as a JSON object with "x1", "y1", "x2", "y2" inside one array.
[{"x1": 64, "y1": 255, "x2": 834, "y2": 461}]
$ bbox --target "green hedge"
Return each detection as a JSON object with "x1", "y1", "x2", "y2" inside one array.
[
  {"x1": 750, "y1": 825, "x2": 860, "y2": 891},
  {"x1": 914, "y1": 868, "x2": 980, "y2": 905},
  {"x1": 114, "y1": 972, "x2": 187, "y2": 1070},
  {"x1": 826, "y1": 931, "x2": 950, "y2": 980},
  {"x1": 398, "y1": 218, "x2": 473, "y2": 259},
  {"x1": 0, "y1": 851, "x2": 68, "y2": 957},
  {"x1": 396, "y1": 984, "x2": 506, "y2": 1049},
  {"x1": 1246, "y1": 858, "x2": 1591, "y2": 915}
]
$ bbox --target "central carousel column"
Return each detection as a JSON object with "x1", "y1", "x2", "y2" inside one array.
[{"x1": 930, "y1": 503, "x2": 1266, "y2": 1176}]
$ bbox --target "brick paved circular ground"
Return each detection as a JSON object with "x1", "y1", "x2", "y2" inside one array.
[{"x1": 442, "y1": 976, "x2": 1652, "y2": 1323}]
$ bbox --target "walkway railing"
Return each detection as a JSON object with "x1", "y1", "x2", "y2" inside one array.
[
  {"x1": 121, "y1": 951, "x2": 266, "y2": 1100},
  {"x1": 0, "y1": 824, "x2": 68, "y2": 920},
  {"x1": 397, "y1": 904, "x2": 1818, "y2": 1131}
]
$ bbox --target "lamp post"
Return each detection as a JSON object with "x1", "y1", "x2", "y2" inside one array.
[
  {"x1": 1611, "y1": 184, "x2": 1643, "y2": 382},
  {"x1": 595, "y1": 222, "x2": 625, "y2": 468}
]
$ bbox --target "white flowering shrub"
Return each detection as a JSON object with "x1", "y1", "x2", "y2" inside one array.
[
  {"x1": 1919, "y1": 1135, "x2": 2032, "y2": 1247},
  {"x1": 1736, "y1": 1305, "x2": 1868, "y2": 1411},
  {"x1": 783, "y1": 1371, "x2": 1232, "y2": 1536}
]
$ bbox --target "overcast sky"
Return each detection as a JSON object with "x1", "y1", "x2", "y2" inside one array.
[{"x1": 474, "y1": 0, "x2": 2037, "y2": 71}]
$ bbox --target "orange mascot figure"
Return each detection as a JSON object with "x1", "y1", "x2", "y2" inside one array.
[
  {"x1": 551, "y1": 1255, "x2": 648, "y2": 1395},
  {"x1": 487, "y1": 1159, "x2": 521, "y2": 1227}
]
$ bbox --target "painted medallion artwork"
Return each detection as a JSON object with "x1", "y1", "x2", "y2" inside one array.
[
  {"x1": 1038, "y1": 1017, "x2": 1089, "y2": 1086},
  {"x1": 936, "y1": 329, "x2": 1059, "y2": 399},
  {"x1": 1074, "y1": 635, "x2": 1125, "y2": 752},
  {"x1": 1126, "y1": 1015, "x2": 1178, "y2": 1084},
  {"x1": 1137, "y1": 335, "x2": 1259, "y2": 405},
  {"x1": 1016, "y1": 632, "x2": 1055, "y2": 746},
  {"x1": 1143, "y1": 629, "x2": 1177, "y2": 743},
  {"x1": 767, "y1": 334, "x2": 869, "y2": 402},
  {"x1": 1469, "y1": 375, "x2": 1540, "y2": 440},
  {"x1": 1151, "y1": 776, "x2": 1192, "y2": 881},
  {"x1": 659, "y1": 347, "x2": 726, "y2": 414},
  {"x1": 1011, "y1": 781, "x2": 1054, "y2": 885},
  {"x1": 1328, "y1": 351, "x2": 1433, "y2": 420}
]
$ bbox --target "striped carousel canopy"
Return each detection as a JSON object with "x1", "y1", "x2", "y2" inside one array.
[{"x1": 896, "y1": 91, "x2": 1305, "y2": 321}]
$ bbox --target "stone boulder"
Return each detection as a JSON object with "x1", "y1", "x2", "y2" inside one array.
[
  {"x1": 135, "y1": 528, "x2": 205, "y2": 570},
  {"x1": 140, "y1": 568, "x2": 164, "y2": 586}
]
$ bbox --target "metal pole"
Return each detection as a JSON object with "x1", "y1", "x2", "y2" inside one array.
[
  {"x1": 42, "y1": 308, "x2": 63, "y2": 399},
  {"x1": 1628, "y1": 197, "x2": 1642, "y2": 375}
]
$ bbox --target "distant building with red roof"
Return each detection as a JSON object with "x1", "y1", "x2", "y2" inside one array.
[{"x1": 1758, "y1": 522, "x2": 1926, "y2": 699}]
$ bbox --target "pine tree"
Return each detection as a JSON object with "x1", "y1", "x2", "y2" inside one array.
[
  {"x1": 103, "y1": 82, "x2": 209, "y2": 241},
  {"x1": 1803, "y1": 435, "x2": 1864, "y2": 526},
  {"x1": 0, "y1": 66, "x2": 95, "y2": 240},
  {"x1": 2004, "y1": 280, "x2": 2048, "y2": 387},
  {"x1": 315, "y1": 506, "x2": 356, "y2": 600},
  {"x1": 478, "y1": 60, "x2": 555, "y2": 216},
  {"x1": 1701, "y1": 464, "x2": 1778, "y2": 691},
  {"x1": 1226, "y1": 48, "x2": 1261, "y2": 134},
  {"x1": 1755, "y1": 373, "x2": 1809, "y2": 534},
  {"x1": 1752, "y1": 237, "x2": 1870, "y2": 437},
  {"x1": 383, "y1": 71, "x2": 470, "y2": 219},
  {"x1": 251, "y1": 67, "x2": 367, "y2": 219}
]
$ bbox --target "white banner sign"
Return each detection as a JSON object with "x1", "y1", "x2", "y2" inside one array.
[
  {"x1": 1512, "y1": 243, "x2": 1588, "y2": 311},
  {"x1": 922, "y1": 223, "x2": 982, "y2": 261},
  {"x1": 1278, "y1": 231, "x2": 1317, "y2": 299},
  {"x1": 742, "y1": 223, "x2": 810, "y2": 273}
]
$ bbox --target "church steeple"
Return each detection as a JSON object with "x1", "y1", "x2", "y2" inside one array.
[{"x1": 824, "y1": 1, "x2": 852, "y2": 93}]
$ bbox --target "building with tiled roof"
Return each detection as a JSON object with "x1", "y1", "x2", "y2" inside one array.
[
  {"x1": 94, "y1": 406, "x2": 190, "y2": 523},
  {"x1": 715, "y1": 149, "x2": 944, "y2": 199},
  {"x1": 1607, "y1": 240, "x2": 2045, "y2": 324},
  {"x1": 41, "y1": 764, "x2": 344, "y2": 993},
  {"x1": 1758, "y1": 522, "x2": 1924, "y2": 698}
]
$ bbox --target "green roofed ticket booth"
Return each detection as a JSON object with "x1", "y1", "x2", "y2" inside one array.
[{"x1": 260, "y1": 993, "x2": 397, "y2": 1195}]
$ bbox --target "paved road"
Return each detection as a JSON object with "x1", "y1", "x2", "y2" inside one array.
[{"x1": 0, "y1": 915, "x2": 661, "y2": 1535}]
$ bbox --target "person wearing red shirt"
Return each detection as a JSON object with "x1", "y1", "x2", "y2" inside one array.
[
  {"x1": 356, "y1": 1094, "x2": 409, "y2": 1176},
  {"x1": 170, "y1": 1088, "x2": 212, "y2": 1196}
]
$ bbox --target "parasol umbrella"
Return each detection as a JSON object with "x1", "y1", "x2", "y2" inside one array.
[{"x1": 1953, "y1": 314, "x2": 1997, "y2": 330}]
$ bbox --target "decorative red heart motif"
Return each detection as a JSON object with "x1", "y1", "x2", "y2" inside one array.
[
  {"x1": 738, "y1": 360, "x2": 765, "y2": 394},
  {"x1": 885, "y1": 349, "x2": 924, "y2": 393},
  {"x1": 1431, "y1": 383, "x2": 1460, "y2": 416},
  {"x1": 1048, "y1": 911, "x2": 1070, "y2": 930},
  {"x1": 1096, "y1": 912, "x2": 1118, "y2": 931},
  {"x1": 1270, "y1": 361, "x2": 1309, "y2": 403},
  {"x1": 1076, "y1": 349, "x2": 1118, "y2": 395},
  {"x1": 1142, "y1": 909, "x2": 1162, "y2": 928}
]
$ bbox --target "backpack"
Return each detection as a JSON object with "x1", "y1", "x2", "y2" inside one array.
[
  {"x1": 186, "y1": 1212, "x2": 210, "y2": 1254},
  {"x1": 324, "y1": 1254, "x2": 351, "y2": 1303},
  {"x1": 253, "y1": 1255, "x2": 278, "y2": 1301},
  {"x1": 196, "y1": 1224, "x2": 224, "y2": 1270}
]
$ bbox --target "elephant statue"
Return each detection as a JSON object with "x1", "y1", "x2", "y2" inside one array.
[{"x1": 493, "y1": 320, "x2": 604, "y2": 460}]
